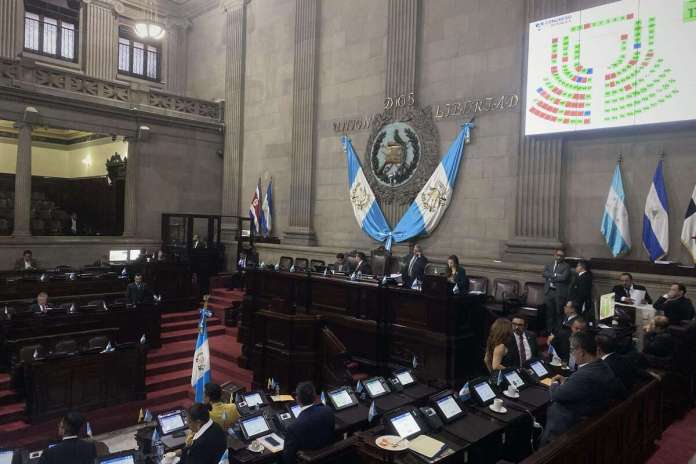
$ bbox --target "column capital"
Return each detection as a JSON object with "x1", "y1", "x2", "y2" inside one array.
[
  {"x1": 220, "y1": 0, "x2": 249, "y2": 13},
  {"x1": 82, "y1": 0, "x2": 124, "y2": 14},
  {"x1": 165, "y1": 16, "x2": 192, "y2": 29}
]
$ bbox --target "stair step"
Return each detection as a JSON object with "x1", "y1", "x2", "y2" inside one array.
[
  {"x1": 0, "y1": 390, "x2": 19, "y2": 406},
  {"x1": 147, "y1": 358, "x2": 192, "y2": 377},
  {"x1": 0, "y1": 374, "x2": 10, "y2": 391},
  {"x1": 161, "y1": 311, "x2": 201, "y2": 323},
  {"x1": 147, "y1": 369, "x2": 191, "y2": 391},
  {"x1": 161, "y1": 318, "x2": 221, "y2": 333},
  {"x1": 0, "y1": 402, "x2": 25, "y2": 425},
  {"x1": 160, "y1": 326, "x2": 226, "y2": 344},
  {"x1": 146, "y1": 385, "x2": 190, "y2": 407}
]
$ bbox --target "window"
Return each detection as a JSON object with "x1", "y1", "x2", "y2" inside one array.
[
  {"x1": 118, "y1": 26, "x2": 161, "y2": 81},
  {"x1": 24, "y1": 1, "x2": 79, "y2": 62}
]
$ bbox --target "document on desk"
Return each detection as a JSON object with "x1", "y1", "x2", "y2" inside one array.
[
  {"x1": 540, "y1": 378, "x2": 554, "y2": 387},
  {"x1": 408, "y1": 435, "x2": 446, "y2": 459},
  {"x1": 259, "y1": 433, "x2": 284, "y2": 453},
  {"x1": 630, "y1": 289, "x2": 646, "y2": 304},
  {"x1": 271, "y1": 395, "x2": 294, "y2": 402}
]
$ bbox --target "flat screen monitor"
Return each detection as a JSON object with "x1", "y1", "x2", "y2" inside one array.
[
  {"x1": 241, "y1": 415, "x2": 270, "y2": 440},
  {"x1": 329, "y1": 389, "x2": 354, "y2": 409},
  {"x1": 473, "y1": 381, "x2": 496, "y2": 404},
  {"x1": 395, "y1": 370, "x2": 415, "y2": 387},
  {"x1": 157, "y1": 410, "x2": 186, "y2": 435},
  {"x1": 128, "y1": 249, "x2": 142, "y2": 261},
  {"x1": 389, "y1": 411, "x2": 422, "y2": 439},
  {"x1": 244, "y1": 392, "x2": 264, "y2": 408},
  {"x1": 599, "y1": 293, "x2": 616, "y2": 320},
  {"x1": 364, "y1": 378, "x2": 387, "y2": 398},
  {"x1": 109, "y1": 250, "x2": 128, "y2": 262},
  {"x1": 435, "y1": 395, "x2": 463, "y2": 421},
  {"x1": 530, "y1": 360, "x2": 549, "y2": 378},
  {"x1": 99, "y1": 455, "x2": 136, "y2": 464},
  {"x1": 290, "y1": 404, "x2": 302, "y2": 419},
  {"x1": 504, "y1": 370, "x2": 526, "y2": 389},
  {"x1": 0, "y1": 451, "x2": 13, "y2": 464}
]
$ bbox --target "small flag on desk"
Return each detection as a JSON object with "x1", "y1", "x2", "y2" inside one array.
[
  {"x1": 368, "y1": 401, "x2": 377, "y2": 423},
  {"x1": 681, "y1": 184, "x2": 696, "y2": 263},
  {"x1": 85, "y1": 421, "x2": 93, "y2": 437},
  {"x1": 267, "y1": 378, "x2": 272, "y2": 390},
  {"x1": 218, "y1": 449, "x2": 230, "y2": 464},
  {"x1": 495, "y1": 369, "x2": 503, "y2": 386},
  {"x1": 151, "y1": 427, "x2": 160, "y2": 444},
  {"x1": 356, "y1": 380, "x2": 363, "y2": 394},
  {"x1": 412, "y1": 354, "x2": 418, "y2": 370},
  {"x1": 144, "y1": 409, "x2": 152, "y2": 423},
  {"x1": 548, "y1": 343, "x2": 562, "y2": 366},
  {"x1": 320, "y1": 391, "x2": 327, "y2": 406},
  {"x1": 140, "y1": 334, "x2": 147, "y2": 345},
  {"x1": 458, "y1": 382, "x2": 470, "y2": 402},
  {"x1": 138, "y1": 408, "x2": 144, "y2": 423}
]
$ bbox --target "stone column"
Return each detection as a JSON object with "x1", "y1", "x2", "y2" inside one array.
[
  {"x1": 165, "y1": 18, "x2": 191, "y2": 95},
  {"x1": 123, "y1": 136, "x2": 138, "y2": 237},
  {"x1": 382, "y1": 0, "x2": 420, "y2": 226},
  {"x1": 83, "y1": 0, "x2": 117, "y2": 81},
  {"x1": 13, "y1": 122, "x2": 33, "y2": 237},
  {"x1": 221, "y1": 0, "x2": 248, "y2": 238},
  {"x1": 0, "y1": 0, "x2": 20, "y2": 59},
  {"x1": 284, "y1": 0, "x2": 319, "y2": 245},
  {"x1": 504, "y1": 0, "x2": 568, "y2": 262}
]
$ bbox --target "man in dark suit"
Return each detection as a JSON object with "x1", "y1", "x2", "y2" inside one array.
[
  {"x1": 353, "y1": 252, "x2": 372, "y2": 275},
  {"x1": 283, "y1": 381, "x2": 335, "y2": 464},
  {"x1": 333, "y1": 253, "x2": 351, "y2": 274},
  {"x1": 568, "y1": 260, "x2": 594, "y2": 324},
  {"x1": 541, "y1": 332, "x2": 625, "y2": 445},
  {"x1": 126, "y1": 274, "x2": 153, "y2": 305},
  {"x1": 192, "y1": 234, "x2": 206, "y2": 249},
  {"x1": 30, "y1": 292, "x2": 51, "y2": 314},
  {"x1": 504, "y1": 316, "x2": 538, "y2": 368},
  {"x1": 404, "y1": 244, "x2": 428, "y2": 288},
  {"x1": 14, "y1": 249, "x2": 39, "y2": 271},
  {"x1": 596, "y1": 331, "x2": 641, "y2": 392},
  {"x1": 65, "y1": 212, "x2": 81, "y2": 235},
  {"x1": 612, "y1": 272, "x2": 652, "y2": 305},
  {"x1": 39, "y1": 411, "x2": 96, "y2": 464},
  {"x1": 653, "y1": 283, "x2": 695, "y2": 324},
  {"x1": 643, "y1": 315, "x2": 674, "y2": 359},
  {"x1": 179, "y1": 403, "x2": 227, "y2": 464},
  {"x1": 547, "y1": 301, "x2": 581, "y2": 363},
  {"x1": 543, "y1": 249, "x2": 571, "y2": 334}
]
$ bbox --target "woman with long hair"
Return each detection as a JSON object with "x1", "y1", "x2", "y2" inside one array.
[
  {"x1": 446, "y1": 255, "x2": 469, "y2": 293},
  {"x1": 484, "y1": 318, "x2": 513, "y2": 372}
]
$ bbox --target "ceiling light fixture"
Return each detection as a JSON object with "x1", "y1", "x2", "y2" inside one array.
[{"x1": 134, "y1": 1, "x2": 166, "y2": 40}]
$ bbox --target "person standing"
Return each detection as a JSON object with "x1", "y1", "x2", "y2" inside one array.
[
  {"x1": 404, "y1": 244, "x2": 428, "y2": 288},
  {"x1": 446, "y1": 255, "x2": 469, "y2": 294},
  {"x1": 569, "y1": 260, "x2": 594, "y2": 324},
  {"x1": 543, "y1": 249, "x2": 571, "y2": 334}
]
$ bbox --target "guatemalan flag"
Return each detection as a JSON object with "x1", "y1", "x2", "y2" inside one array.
[
  {"x1": 681, "y1": 184, "x2": 696, "y2": 263},
  {"x1": 390, "y1": 122, "x2": 472, "y2": 243},
  {"x1": 260, "y1": 179, "x2": 273, "y2": 238},
  {"x1": 642, "y1": 160, "x2": 669, "y2": 262},
  {"x1": 600, "y1": 163, "x2": 631, "y2": 257},
  {"x1": 191, "y1": 309, "x2": 211, "y2": 403},
  {"x1": 249, "y1": 179, "x2": 262, "y2": 236},
  {"x1": 342, "y1": 136, "x2": 393, "y2": 248}
]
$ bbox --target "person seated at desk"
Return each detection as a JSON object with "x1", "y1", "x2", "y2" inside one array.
[
  {"x1": 540, "y1": 332, "x2": 625, "y2": 445},
  {"x1": 14, "y1": 249, "x2": 39, "y2": 271},
  {"x1": 596, "y1": 330, "x2": 641, "y2": 392},
  {"x1": 484, "y1": 318, "x2": 513, "y2": 372},
  {"x1": 613, "y1": 272, "x2": 652, "y2": 305},
  {"x1": 333, "y1": 253, "x2": 351, "y2": 274},
  {"x1": 39, "y1": 411, "x2": 97, "y2": 464},
  {"x1": 353, "y1": 252, "x2": 371, "y2": 275},
  {"x1": 65, "y1": 212, "x2": 81, "y2": 235},
  {"x1": 126, "y1": 274, "x2": 153, "y2": 305},
  {"x1": 654, "y1": 283, "x2": 695, "y2": 324},
  {"x1": 504, "y1": 316, "x2": 538, "y2": 368},
  {"x1": 192, "y1": 234, "x2": 206, "y2": 249},
  {"x1": 547, "y1": 301, "x2": 584, "y2": 363},
  {"x1": 204, "y1": 382, "x2": 239, "y2": 430},
  {"x1": 404, "y1": 244, "x2": 427, "y2": 287},
  {"x1": 31, "y1": 291, "x2": 51, "y2": 314},
  {"x1": 177, "y1": 403, "x2": 227, "y2": 464},
  {"x1": 156, "y1": 249, "x2": 168, "y2": 262},
  {"x1": 643, "y1": 315, "x2": 675, "y2": 359},
  {"x1": 282, "y1": 381, "x2": 335, "y2": 464},
  {"x1": 446, "y1": 255, "x2": 469, "y2": 294}
]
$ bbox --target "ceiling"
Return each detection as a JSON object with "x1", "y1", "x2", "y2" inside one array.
[{"x1": 0, "y1": 120, "x2": 108, "y2": 146}]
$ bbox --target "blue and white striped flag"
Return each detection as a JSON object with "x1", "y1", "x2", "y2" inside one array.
[
  {"x1": 342, "y1": 137, "x2": 393, "y2": 248},
  {"x1": 390, "y1": 123, "x2": 472, "y2": 243},
  {"x1": 458, "y1": 382, "x2": 470, "y2": 401},
  {"x1": 368, "y1": 400, "x2": 377, "y2": 423},
  {"x1": 642, "y1": 160, "x2": 669, "y2": 262},
  {"x1": 601, "y1": 163, "x2": 631, "y2": 257},
  {"x1": 680, "y1": 185, "x2": 696, "y2": 263},
  {"x1": 320, "y1": 391, "x2": 327, "y2": 406},
  {"x1": 85, "y1": 421, "x2": 93, "y2": 437},
  {"x1": 218, "y1": 449, "x2": 230, "y2": 464},
  {"x1": 191, "y1": 309, "x2": 211, "y2": 402},
  {"x1": 260, "y1": 179, "x2": 273, "y2": 238}
]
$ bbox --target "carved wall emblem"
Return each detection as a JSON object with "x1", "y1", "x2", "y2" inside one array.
[{"x1": 370, "y1": 122, "x2": 420, "y2": 187}]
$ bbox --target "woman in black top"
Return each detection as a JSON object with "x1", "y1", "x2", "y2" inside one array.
[{"x1": 446, "y1": 255, "x2": 469, "y2": 294}]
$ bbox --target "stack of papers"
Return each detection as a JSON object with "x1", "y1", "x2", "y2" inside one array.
[
  {"x1": 270, "y1": 395, "x2": 294, "y2": 402},
  {"x1": 408, "y1": 435, "x2": 446, "y2": 459}
]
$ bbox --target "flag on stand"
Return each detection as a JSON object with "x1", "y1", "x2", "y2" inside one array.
[
  {"x1": 248, "y1": 178, "x2": 262, "y2": 236},
  {"x1": 681, "y1": 184, "x2": 696, "y2": 263},
  {"x1": 260, "y1": 179, "x2": 273, "y2": 238},
  {"x1": 601, "y1": 163, "x2": 631, "y2": 256},
  {"x1": 642, "y1": 160, "x2": 669, "y2": 262},
  {"x1": 191, "y1": 309, "x2": 211, "y2": 403}
]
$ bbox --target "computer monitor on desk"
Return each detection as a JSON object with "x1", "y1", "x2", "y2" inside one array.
[
  {"x1": 431, "y1": 392, "x2": 466, "y2": 423},
  {"x1": 239, "y1": 414, "x2": 272, "y2": 441},
  {"x1": 157, "y1": 409, "x2": 189, "y2": 449},
  {"x1": 109, "y1": 250, "x2": 129, "y2": 263},
  {"x1": 393, "y1": 369, "x2": 417, "y2": 388},
  {"x1": 470, "y1": 378, "x2": 497, "y2": 406},
  {"x1": 386, "y1": 410, "x2": 423, "y2": 440},
  {"x1": 327, "y1": 387, "x2": 359, "y2": 411},
  {"x1": 363, "y1": 377, "x2": 391, "y2": 399},
  {"x1": 97, "y1": 451, "x2": 138, "y2": 464},
  {"x1": 0, "y1": 449, "x2": 18, "y2": 464}
]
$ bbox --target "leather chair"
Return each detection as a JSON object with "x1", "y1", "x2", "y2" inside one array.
[
  {"x1": 294, "y1": 257, "x2": 309, "y2": 271},
  {"x1": 468, "y1": 275, "x2": 489, "y2": 294},
  {"x1": 279, "y1": 256, "x2": 293, "y2": 271},
  {"x1": 485, "y1": 278, "x2": 520, "y2": 315},
  {"x1": 370, "y1": 247, "x2": 389, "y2": 276},
  {"x1": 310, "y1": 259, "x2": 326, "y2": 272},
  {"x1": 297, "y1": 435, "x2": 359, "y2": 464},
  {"x1": 424, "y1": 263, "x2": 446, "y2": 276},
  {"x1": 518, "y1": 282, "x2": 546, "y2": 332},
  {"x1": 19, "y1": 344, "x2": 43, "y2": 363},
  {"x1": 54, "y1": 339, "x2": 77, "y2": 354},
  {"x1": 88, "y1": 336, "x2": 109, "y2": 350}
]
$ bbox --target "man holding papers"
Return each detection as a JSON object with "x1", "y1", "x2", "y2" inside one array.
[{"x1": 612, "y1": 273, "x2": 652, "y2": 305}]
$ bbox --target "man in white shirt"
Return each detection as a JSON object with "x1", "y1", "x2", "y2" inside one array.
[
  {"x1": 612, "y1": 272, "x2": 652, "y2": 305},
  {"x1": 31, "y1": 292, "x2": 50, "y2": 314},
  {"x1": 14, "y1": 249, "x2": 39, "y2": 271},
  {"x1": 504, "y1": 316, "x2": 538, "y2": 367}
]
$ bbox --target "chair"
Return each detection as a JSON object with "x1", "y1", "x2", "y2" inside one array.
[
  {"x1": 370, "y1": 247, "x2": 389, "y2": 276},
  {"x1": 468, "y1": 276, "x2": 489, "y2": 294},
  {"x1": 294, "y1": 257, "x2": 309, "y2": 271},
  {"x1": 19, "y1": 344, "x2": 43, "y2": 363},
  {"x1": 88, "y1": 336, "x2": 109, "y2": 349},
  {"x1": 518, "y1": 282, "x2": 546, "y2": 331},
  {"x1": 278, "y1": 256, "x2": 293, "y2": 271},
  {"x1": 424, "y1": 263, "x2": 446, "y2": 276},
  {"x1": 485, "y1": 278, "x2": 520, "y2": 315},
  {"x1": 54, "y1": 339, "x2": 77, "y2": 354},
  {"x1": 310, "y1": 259, "x2": 326, "y2": 272}
]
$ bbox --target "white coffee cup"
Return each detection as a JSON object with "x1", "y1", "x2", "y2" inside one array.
[
  {"x1": 162, "y1": 452, "x2": 177, "y2": 464},
  {"x1": 507, "y1": 385, "x2": 518, "y2": 395},
  {"x1": 492, "y1": 398, "x2": 504, "y2": 411}
]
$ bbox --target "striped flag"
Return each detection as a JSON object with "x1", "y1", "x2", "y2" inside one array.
[
  {"x1": 368, "y1": 400, "x2": 377, "y2": 422},
  {"x1": 681, "y1": 185, "x2": 696, "y2": 263},
  {"x1": 260, "y1": 179, "x2": 273, "y2": 238},
  {"x1": 642, "y1": 160, "x2": 669, "y2": 262},
  {"x1": 191, "y1": 309, "x2": 211, "y2": 402},
  {"x1": 600, "y1": 163, "x2": 631, "y2": 256},
  {"x1": 248, "y1": 179, "x2": 262, "y2": 236},
  {"x1": 218, "y1": 449, "x2": 230, "y2": 464}
]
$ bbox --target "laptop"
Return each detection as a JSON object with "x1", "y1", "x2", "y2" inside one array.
[
  {"x1": 157, "y1": 409, "x2": 189, "y2": 449},
  {"x1": 96, "y1": 450, "x2": 138, "y2": 464},
  {"x1": 239, "y1": 414, "x2": 272, "y2": 442}
]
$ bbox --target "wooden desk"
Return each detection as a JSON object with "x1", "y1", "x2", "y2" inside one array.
[
  {"x1": 23, "y1": 346, "x2": 146, "y2": 423},
  {"x1": 0, "y1": 271, "x2": 127, "y2": 301}
]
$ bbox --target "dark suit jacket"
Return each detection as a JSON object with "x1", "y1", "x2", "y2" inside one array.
[
  {"x1": 404, "y1": 255, "x2": 428, "y2": 287},
  {"x1": 14, "y1": 258, "x2": 39, "y2": 271},
  {"x1": 602, "y1": 352, "x2": 640, "y2": 391},
  {"x1": 354, "y1": 260, "x2": 372, "y2": 275},
  {"x1": 38, "y1": 438, "x2": 97, "y2": 464},
  {"x1": 282, "y1": 404, "x2": 335, "y2": 464},
  {"x1": 448, "y1": 266, "x2": 469, "y2": 294},
  {"x1": 504, "y1": 331, "x2": 539, "y2": 368},
  {"x1": 30, "y1": 303, "x2": 51, "y2": 314},
  {"x1": 541, "y1": 360, "x2": 624, "y2": 444},
  {"x1": 333, "y1": 262, "x2": 352, "y2": 274},
  {"x1": 126, "y1": 283, "x2": 152, "y2": 305},
  {"x1": 180, "y1": 421, "x2": 227, "y2": 464},
  {"x1": 643, "y1": 331, "x2": 674, "y2": 358},
  {"x1": 543, "y1": 261, "x2": 571, "y2": 297},
  {"x1": 550, "y1": 315, "x2": 577, "y2": 362},
  {"x1": 569, "y1": 272, "x2": 593, "y2": 318},
  {"x1": 654, "y1": 296, "x2": 695, "y2": 324},
  {"x1": 612, "y1": 284, "x2": 652, "y2": 304}
]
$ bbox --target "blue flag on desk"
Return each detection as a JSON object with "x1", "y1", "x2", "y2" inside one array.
[
  {"x1": 368, "y1": 401, "x2": 377, "y2": 423},
  {"x1": 191, "y1": 310, "x2": 211, "y2": 403},
  {"x1": 218, "y1": 449, "x2": 230, "y2": 464}
]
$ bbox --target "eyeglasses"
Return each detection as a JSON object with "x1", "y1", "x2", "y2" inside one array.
[{"x1": 512, "y1": 322, "x2": 525, "y2": 327}]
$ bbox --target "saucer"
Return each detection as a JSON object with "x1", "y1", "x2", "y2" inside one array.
[
  {"x1": 489, "y1": 404, "x2": 508, "y2": 414},
  {"x1": 375, "y1": 435, "x2": 409, "y2": 451},
  {"x1": 503, "y1": 390, "x2": 520, "y2": 398}
]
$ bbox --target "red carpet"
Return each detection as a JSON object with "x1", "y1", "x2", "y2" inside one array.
[
  {"x1": 647, "y1": 406, "x2": 696, "y2": 464},
  {"x1": 0, "y1": 287, "x2": 250, "y2": 450}
]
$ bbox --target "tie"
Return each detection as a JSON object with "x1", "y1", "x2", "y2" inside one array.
[
  {"x1": 518, "y1": 334, "x2": 527, "y2": 366},
  {"x1": 408, "y1": 256, "x2": 417, "y2": 276}
]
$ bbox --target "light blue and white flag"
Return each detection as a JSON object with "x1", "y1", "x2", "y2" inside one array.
[
  {"x1": 218, "y1": 449, "x2": 230, "y2": 464},
  {"x1": 495, "y1": 369, "x2": 503, "y2": 386},
  {"x1": 390, "y1": 123, "x2": 472, "y2": 243},
  {"x1": 600, "y1": 163, "x2": 631, "y2": 257},
  {"x1": 320, "y1": 391, "x2": 327, "y2": 406},
  {"x1": 191, "y1": 309, "x2": 211, "y2": 403},
  {"x1": 368, "y1": 400, "x2": 377, "y2": 423},
  {"x1": 342, "y1": 136, "x2": 394, "y2": 248},
  {"x1": 458, "y1": 382, "x2": 470, "y2": 402},
  {"x1": 356, "y1": 380, "x2": 363, "y2": 394},
  {"x1": 151, "y1": 426, "x2": 160, "y2": 444},
  {"x1": 642, "y1": 160, "x2": 669, "y2": 262},
  {"x1": 260, "y1": 179, "x2": 273, "y2": 238},
  {"x1": 412, "y1": 354, "x2": 418, "y2": 370},
  {"x1": 143, "y1": 409, "x2": 152, "y2": 423},
  {"x1": 85, "y1": 421, "x2": 93, "y2": 437}
]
